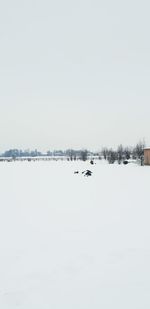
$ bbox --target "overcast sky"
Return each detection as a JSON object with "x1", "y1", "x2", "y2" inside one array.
[{"x1": 0, "y1": 0, "x2": 149, "y2": 151}]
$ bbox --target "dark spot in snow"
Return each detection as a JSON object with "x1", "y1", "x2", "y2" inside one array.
[
  {"x1": 123, "y1": 160, "x2": 129, "y2": 165},
  {"x1": 82, "y1": 170, "x2": 92, "y2": 176}
]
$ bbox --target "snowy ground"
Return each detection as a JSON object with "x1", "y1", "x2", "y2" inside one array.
[{"x1": 0, "y1": 160, "x2": 150, "y2": 308}]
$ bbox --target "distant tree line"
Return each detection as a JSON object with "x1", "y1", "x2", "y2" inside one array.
[
  {"x1": 0, "y1": 140, "x2": 145, "y2": 164},
  {"x1": 1, "y1": 149, "x2": 42, "y2": 158},
  {"x1": 0, "y1": 148, "x2": 89, "y2": 161},
  {"x1": 102, "y1": 140, "x2": 145, "y2": 165}
]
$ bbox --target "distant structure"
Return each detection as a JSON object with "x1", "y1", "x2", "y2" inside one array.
[{"x1": 144, "y1": 148, "x2": 150, "y2": 165}]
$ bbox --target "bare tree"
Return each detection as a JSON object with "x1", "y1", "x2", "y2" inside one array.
[
  {"x1": 133, "y1": 140, "x2": 145, "y2": 165},
  {"x1": 124, "y1": 147, "x2": 131, "y2": 160},
  {"x1": 102, "y1": 148, "x2": 109, "y2": 160},
  {"x1": 117, "y1": 144, "x2": 124, "y2": 164},
  {"x1": 107, "y1": 149, "x2": 117, "y2": 164},
  {"x1": 80, "y1": 149, "x2": 88, "y2": 161}
]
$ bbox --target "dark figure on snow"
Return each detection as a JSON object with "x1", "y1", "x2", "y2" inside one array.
[{"x1": 82, "y1": 170, "x2": 92, "y2": 177}]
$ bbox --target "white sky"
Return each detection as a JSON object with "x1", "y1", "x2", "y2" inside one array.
[{"x1": 0, "y1": 0, "x2": 150, "y2": 151}]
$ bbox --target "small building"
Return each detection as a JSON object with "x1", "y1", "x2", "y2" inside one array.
[{"x1": 144, "y1": 148, "x2": 150, "y2": 165}]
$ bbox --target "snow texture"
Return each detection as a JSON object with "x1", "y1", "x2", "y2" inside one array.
[{"x1": 0, "y1": 161, "x2": 149, "y2": 308}]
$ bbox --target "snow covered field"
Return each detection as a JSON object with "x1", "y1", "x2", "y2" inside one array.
[{"x1": 0, "y1": 160, "x2": 150, "y2": 308}]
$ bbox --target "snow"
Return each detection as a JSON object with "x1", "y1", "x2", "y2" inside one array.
[{"x1": 0, "y1": 160, "x2": 150, "y2": 308}]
